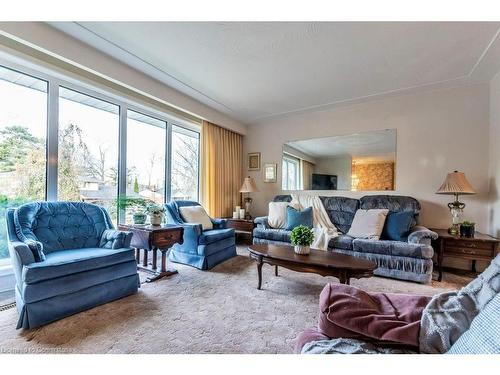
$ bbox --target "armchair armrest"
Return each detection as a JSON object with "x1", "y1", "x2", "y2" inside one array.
[
  {"x1": 408, "y1": 226, "x2": 438, "y2": 245},
  {"x1": 100, "y1": 229, "x2": 133, "y2": 249},
  {"x1": 211, "y1": 218, "x2": 228, "y2": 229},
  {"x1": 8, "y1": 241, "x2": 36, "y2": 266},
  {"x1": 254, "y1": 216, "x2": 270, "y2": 229}
]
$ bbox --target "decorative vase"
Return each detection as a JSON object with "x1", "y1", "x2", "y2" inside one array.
[
  {"x1": 294, "y1": 245, "x2": 310, "y2": 255},
  {"x1": 460, "y1": 224, "x2": 475, "y2": 238},
  {"x1": 132, "y1": 212, "x2": 147, "y2": 225},
  {"x1": 149, "y1": 214, "x2": 163, "y2": 226}
]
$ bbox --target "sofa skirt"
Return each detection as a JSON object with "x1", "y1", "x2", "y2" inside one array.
[
  {"x1": 169, "y1": 244, "x2": 237, "y2": 270},
  {"x1": 16, "y1": 273, "x2": 140, "y2": 329}
]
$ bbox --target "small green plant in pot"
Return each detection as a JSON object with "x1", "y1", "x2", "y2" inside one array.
[
  {"x1": 290, "y1": 225, "x2": 314, "y2": 255},
  {"x1": 146, "y1": 203, "x2": 166, "y2": 226},
  {"x1": 460, "y1": 220, "x2": 475, "y2": 238},
  {"x1": 117, "y1": 197, "x2": 151, "y2": 225}
]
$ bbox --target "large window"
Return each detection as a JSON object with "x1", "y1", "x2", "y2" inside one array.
[
  {"x1": 58, "y1": 87, "x2": 120, "y2": 222},
  {"x1": 282, "y1": 155, "x2": 300, "y2": 190},
  {"x1": 126, "y1": 110, "x2": 166, "y2": 222},
  {"x1": 0, "y1": 61, "x2": 201, "y2": 303},
  {"x1": 0, "y1": 66, "x2": 48, "y2": 303},
  {"x1": 171, "y1": 125, "x2": 200, "y2": 201}
]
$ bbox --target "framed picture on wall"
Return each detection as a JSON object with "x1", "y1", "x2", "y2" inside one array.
[
  {"x1": 263, "y1": 163, "x2": 277, "y2": 183},
  {"x1": 247, "y1": 152, "x2": 261, "y2": 171}
]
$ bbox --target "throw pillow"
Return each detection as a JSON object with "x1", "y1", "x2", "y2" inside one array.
[
  {"x1": 285, "y1": 206, "x2": 313, "y2": 230},
  {"x1": 381, "y1": 211, "x2": 414, "y2": 241},
  {"x1": 347, "y1": 209, "x2": 389, "y2": 240},
  {"x1": 179, "y1": 205, "x2": 213, "y2": 231},
  {"x1": 267, "y1": 201, "x2": 299, "y2": 228}
]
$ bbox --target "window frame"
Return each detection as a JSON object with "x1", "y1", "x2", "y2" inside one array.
[{"x1": 282, "y1": 154, "x2": 300, "y2": 191}]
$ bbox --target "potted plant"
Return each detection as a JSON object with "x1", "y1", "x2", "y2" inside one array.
[
  {"x1": 146, "y1": 203, "x2": 165, "y2": 226},
  {"x1": 290, "y1": 225, "x2": 314, "y2": 255},
  {"x1": 460, "y1": 220, "x2": 475, "y2": 238},
  {"x1": 117, "y1": 197, "x2": 151, "y2": 225}
]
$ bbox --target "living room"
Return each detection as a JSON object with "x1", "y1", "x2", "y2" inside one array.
[{"x1": 1, "y1": 0, "x2": 499, "y2": 372}]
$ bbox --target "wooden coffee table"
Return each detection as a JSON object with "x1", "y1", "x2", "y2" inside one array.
[{"x1": 248, "y1": 244, "x2": 377, "y2": 289}]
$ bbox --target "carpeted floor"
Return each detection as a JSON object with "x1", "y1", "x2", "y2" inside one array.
[{"x1": 0, "y1": 245, "x2": 472, "y2": 354}]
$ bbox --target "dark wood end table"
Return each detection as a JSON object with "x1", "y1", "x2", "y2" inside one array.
[
  {"x1": 431, "y1": 228, "x2": 500, "y2": 281},
  {"x1": 225, "y1": 218, "x2": 256, "y2": 243},
  {"x1": 118, "y1": 224, "x2": 184, "y2": 283},
  {"x1": 248, "y1": 244, "x2": 377, "y2": 289}
]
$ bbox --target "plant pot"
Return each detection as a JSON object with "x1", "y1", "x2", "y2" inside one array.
[
  {"x1": 132, "y1": 212, "x2": 147, "y2": 225},
  {"x1": 460, "y1": 224, "x2": 475, "y2": 238},
  {"x1": 149, "y1": 214, "x2": 163, "y2": 226},
  {"x1": 294, "y1": 245, "x2": 310, "y2": 255}
]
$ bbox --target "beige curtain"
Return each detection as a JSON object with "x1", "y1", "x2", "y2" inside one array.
[
  {"x1": 301, "y1": 160, "x2": 314, "y2": 190},
  {"x1": 201, "y1": 121, "x2": 243, "y2": 218}
]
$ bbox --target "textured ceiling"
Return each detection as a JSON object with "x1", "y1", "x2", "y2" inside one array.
[{"x1": 49, "y1": 22, "x2": 500, "y2": 125}]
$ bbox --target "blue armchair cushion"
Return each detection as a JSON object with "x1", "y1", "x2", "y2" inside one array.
[
  {"x1": 25, "y1": 239, "x2": 46, "y2": 262},
  {"x1": 285, "y1": 206, "x2": 313, "y2": 230},
  {"x1": 199, "y1": 228, "x2": 235, "y2": 245},
  {"x1": 14, "y1": 201, "x2": 112, "y2": 254},
  {"x1": 22, "y1": 247, "x2": 136, "y2": 284},
  {"x1": 381, "y1": 211, "x2": 414, "y2": 241}
]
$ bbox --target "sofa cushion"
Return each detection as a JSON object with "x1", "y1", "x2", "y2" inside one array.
[
  {"x1": 352, "y1": 239, "x2": 434, "y2": 259},
  {"x1": 446, "y1": 292, "x2": 500, "y2": 354},
  {"x1": 253, "y1": 227, "x2": 291, "y2": 243},
  {"x1": 22, "y1": 247, "x2": 136, "y2": 284},
  {"x1": 329, "y1": 234, "x2": 355, "y2": 250},
  {"x1": 285, "y1": 206, "x2": 313, "y2": 230},
  {"x1": 14, "y1": 201, "x2": 112, "y2": 254},
  {"x1": 319, "y1": 196, "x2": 359, "y2": 234},
  {"x1": 199, "y1": 228, "x2": 234, "y2": 245},
  {"x1": 382, "y1": 211, "x2": 414, "y2": 241},
  {"x1": 179, "y1": 205, "x2": 213, "y2": 230},
  {"x1": 347, "y1": 209, "x2": 388, "y2": 239},
  {"x1": 360, "y1": 195, "x2": 420, "y2": 227},
  {"x1": 268, "y1": 201, "x2": 299, "y2": 229}
]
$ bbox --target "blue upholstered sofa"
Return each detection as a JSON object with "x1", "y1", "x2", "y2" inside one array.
[
  {"x1": 253, "y1": 195, "x2": 438, "y2": 283},
  {"x1": 165, "y1": 200, "x2": 236, "y2": 270},
  {"x1": 6, "y1": 201, "x2": 140, "y2": 329}
]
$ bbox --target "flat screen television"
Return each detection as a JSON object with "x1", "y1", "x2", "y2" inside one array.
[{"x1": 311, "y1": 174, "x2": 338, "y2": 190}]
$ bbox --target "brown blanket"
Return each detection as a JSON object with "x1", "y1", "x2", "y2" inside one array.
[{"x1": 318, "y1": 283, "x2": 431, "y2": 347}]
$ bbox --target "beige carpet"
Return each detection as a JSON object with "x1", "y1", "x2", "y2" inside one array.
[{"x1": 0, "y1": 246, "x2": 472, "y2": 354}]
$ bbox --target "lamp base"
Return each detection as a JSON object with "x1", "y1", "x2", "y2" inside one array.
[{"x1": 448, "y1": 224, "x2": 460, "y2": 236}]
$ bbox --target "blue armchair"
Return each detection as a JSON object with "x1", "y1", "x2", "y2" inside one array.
[
  {"x1": 165, "y1": 201, "x2": 236, "y2": 270},
  {"x1": 6, "y1": 201, "x2": 140, "y2": 329}
]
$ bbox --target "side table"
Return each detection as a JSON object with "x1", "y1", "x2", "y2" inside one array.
[
  {"x1": 225, "y1": 218, "x2": 256, "y2": 243},
  {"x1": 118, "y1": 224, "x2": 184, "y2": 282},
  {"x1": 431, "y1": 228, "x2": 500, "y2": 281}
]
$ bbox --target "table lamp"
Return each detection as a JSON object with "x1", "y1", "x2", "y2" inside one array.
[
  {"x1": 436, "y1": 171, "x2": 476, "y2": 235},
  {"x1": 239, "y1": 176, "x2": 259, "y2": 220}
]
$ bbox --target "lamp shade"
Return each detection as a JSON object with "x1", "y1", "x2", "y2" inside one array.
[
  {"x1": 239, "y1": 176, "x2": 259, "y2": 193},
  {"x1": 436, "y1": 171, "x2": 476, "y2": 195}
]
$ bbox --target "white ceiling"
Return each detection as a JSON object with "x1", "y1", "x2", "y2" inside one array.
[{"x1": 49, "y1": 22, "x2": 500, "y2": 125}]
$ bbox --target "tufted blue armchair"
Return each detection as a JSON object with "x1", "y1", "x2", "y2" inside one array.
[
  {"x1": 165, "y1": 200, "x2": 236, "y2": 270},
  {"x1": 6, "y1": 201, "x2": 140, "y2": 329}
]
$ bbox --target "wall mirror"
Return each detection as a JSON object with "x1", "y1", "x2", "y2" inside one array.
[{"x1": 282, "y1": 129, "x2": 396, "y2": 191}]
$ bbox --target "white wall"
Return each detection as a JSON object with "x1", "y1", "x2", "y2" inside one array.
[
  {"x1": 489, "y1": 71, "x2": 500, "y2": 237},
  {"x1": 244, "y1": 84, "x2": 491, "y2": 234},
  {"x1": 314, "y1": 155, "x2": 352, "y2": 190}
]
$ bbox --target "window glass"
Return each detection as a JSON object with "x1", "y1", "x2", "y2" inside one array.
[
  {"x1": 0, "y1": 65, "x2": 47, "y2": 303},
  {"x1": 171, "y1": 125, "x2": 200, "y2": 201},
  {"x1": 58, "y1": 87, "x2": 120, "y2": 222}
]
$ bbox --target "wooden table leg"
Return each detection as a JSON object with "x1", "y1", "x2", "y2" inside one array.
[
  {"x1": 145, "y1": 248, "x2": 178, "y2": 283},
  {"x1": 257, "y1": 257, "x2": 263, "y2": 290},
  {"x1": 338, "y1": 271, "x2": 349, "y2": 285},
  {"x1": 275, "y1": 265, "x2": 278, "y2": 277},
  {"x1": 135, "y1": 248, "x2": 140, "y2": 264},
  {"x1": 142, "y1": 248, "x2": 148, "y2": 267},
  {"x1": 471, "y1": 259, "x2": 477, "y2": 273},
  {"x1": 152, "y1": 247, "x2": 158, "y2": 271}
]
